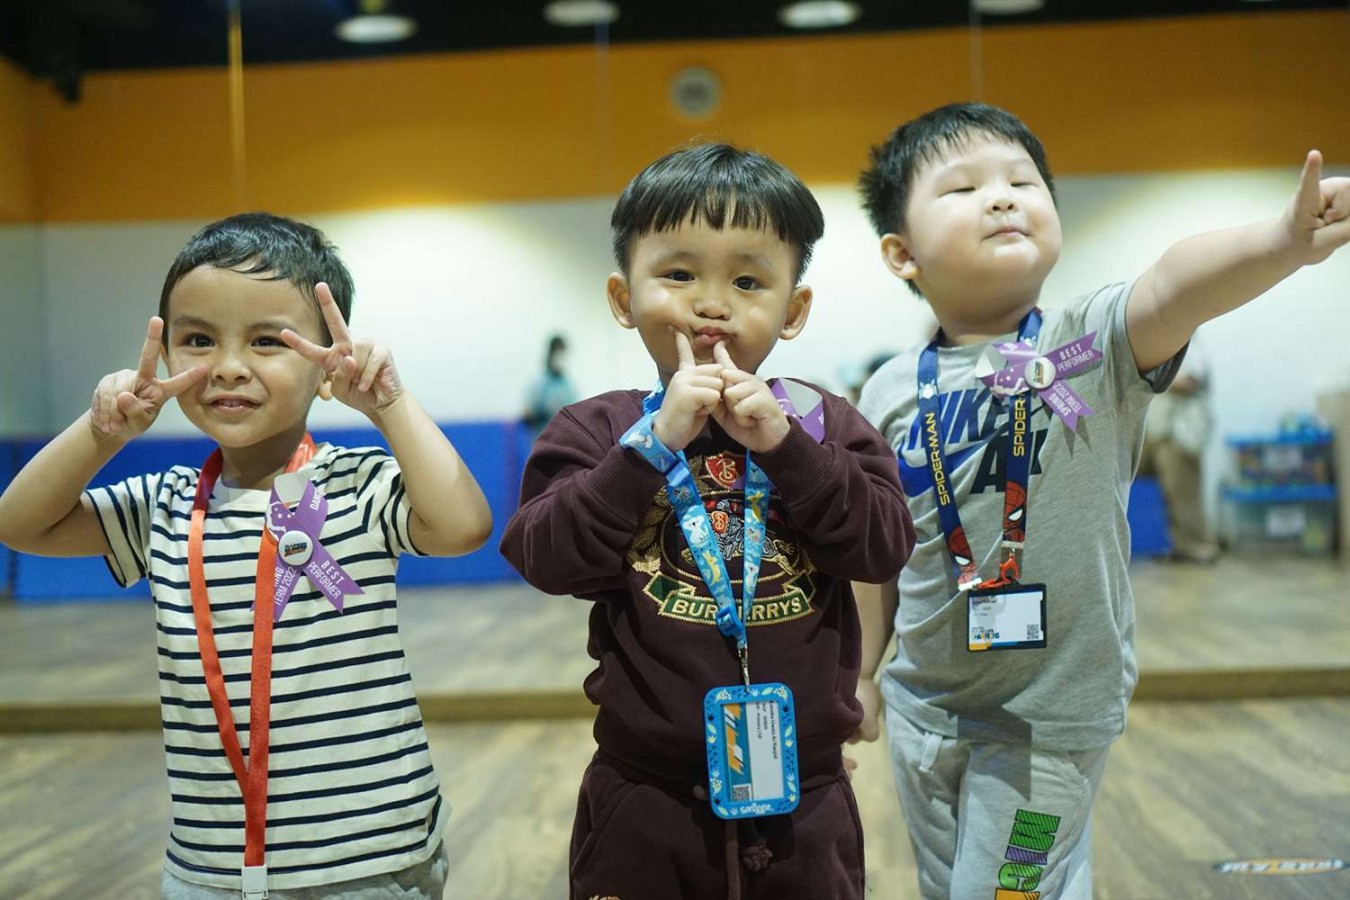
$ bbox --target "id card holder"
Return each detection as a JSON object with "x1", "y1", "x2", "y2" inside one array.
[
  {"x1": 241, "y1": 864, "x2": 268, "y2": 899},
  {"x1": 967, "y1": 582, "x2": 1047, "y2": 651},
  {"x1": 704, "y1": 683, "x2": 800, "y2": 820}
]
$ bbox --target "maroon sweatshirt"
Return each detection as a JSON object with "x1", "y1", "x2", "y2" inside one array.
[{"x1": 500, "y1": 384, "x2": 915, "y2": 785}]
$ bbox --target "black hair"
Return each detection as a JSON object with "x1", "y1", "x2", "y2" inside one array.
[
  {"x1": 611, "y1": 142, "x2": 825, "y2": 284},
  {"x1": 545, "y1": 333, "x2": 567, "y2": 375},
  {"x1": 859, "y1": 103, "x2": 1056, "y2": 240},
  {"x1": 159, "y1": 212, "x2": 354, "y2": 341}
]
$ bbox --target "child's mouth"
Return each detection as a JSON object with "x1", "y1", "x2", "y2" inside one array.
[{"x1": 211, "y1": 398, "x2": 258, "y2": 412}]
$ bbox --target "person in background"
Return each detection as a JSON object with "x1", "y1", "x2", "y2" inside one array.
[
  {"x1": 523, "y1": 333, "x2": 578, "y2": 436},
  {"x1": 1140, "y1": 331, "x2": 1220, "y2": 563}
]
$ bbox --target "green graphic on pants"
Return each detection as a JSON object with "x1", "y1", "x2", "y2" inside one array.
[{"x1": 993, "y1": 808, "x2": 1061, "y2": 899}]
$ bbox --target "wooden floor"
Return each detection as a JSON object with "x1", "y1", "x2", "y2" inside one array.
[
  {"x1": 2, "y1": 556, "x2": 1347, "y2": 722},
  {"x1": 1, "y1": 699, "x2": 1347, "y2": 898}
]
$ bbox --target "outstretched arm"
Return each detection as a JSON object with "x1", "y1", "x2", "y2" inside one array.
[
  {"x1": 282, "y1": 284, "x2": 492, "y2": 557},
  {"x1": 0, "y1": 316, "x2": 205, "y2": 556},
  {"x1": 1127, "y1": 151, "x2": 1350, "y2": 372}
]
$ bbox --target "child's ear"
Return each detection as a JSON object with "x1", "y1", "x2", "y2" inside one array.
[
  {"x1": 316, "y1": 375, "x2": 334, "y2": 402},
  {"x1": 880, "y1": 233, "x2": 920, "y2": 283},
  {"x1": 778, "y1": 284, "x2": 813, "y2": 341},
  {"x1": 607, "y1": 273, "x2": 636, "y2": 329}
]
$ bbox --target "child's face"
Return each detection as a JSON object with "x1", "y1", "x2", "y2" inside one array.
[
  {"x1": 163, "y1": 265, "x2": 328, "y2": 455},
  {"x1": 607, "y1": 218, "x2": 812, "y2": 382},
  {"x1": 886, "y1": 134, "x2": 1061, "y2": 321}
]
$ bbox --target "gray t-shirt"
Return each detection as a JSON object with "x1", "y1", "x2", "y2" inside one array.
[{"x1": 859, "y1": 282, "x2": 1180, "y2": 750}]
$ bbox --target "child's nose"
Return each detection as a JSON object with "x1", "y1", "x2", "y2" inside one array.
[
  {"x1": 985, "y1": 184, "x2": 1018, "y2": 213},
  {"x1": 692, "y1": 286, "x2": 730, "y2": 318},
  {"x1": 210, "y1": 349, "x2": 251, "y2": 382}
]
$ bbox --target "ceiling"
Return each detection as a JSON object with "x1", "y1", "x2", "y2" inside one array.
[{"x1": 3, "y1": 0, "x2": 1345, "y2": 101}]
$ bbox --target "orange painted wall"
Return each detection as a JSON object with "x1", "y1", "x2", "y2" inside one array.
[
  {"x1": 23, "y1": 10, "x2": 1350, "y2": 223},
  {"x1": 0, "y1": 59, "x2": 36, "y2": 221}
]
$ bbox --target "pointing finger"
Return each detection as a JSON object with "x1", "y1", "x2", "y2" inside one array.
[
  {"x1": 315, "y1": 283, "x2": 352, "y2": 346},
  {"x1": 713, "y1": 341, "x2": 739, "y2": 372},
  {"x1": 1295, "y1": 150, "x2": 1324, "y2": 219},
  {"x1": 280, "y1": 328, "x2": 332, "y2": 365},
  {"x1": 159, "y1": 364, "x2": 209, "y2": 399},
  {"x1": 136, "y1": 317, "x2": 165, "y2": 381},
  {"x1": 674, "y1": 330, "x2": 696, "y2": 370}
]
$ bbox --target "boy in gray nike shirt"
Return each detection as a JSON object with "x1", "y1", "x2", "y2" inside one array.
[{"x1": 851, "y1": 103, "x2": 1349, "y2": 899}]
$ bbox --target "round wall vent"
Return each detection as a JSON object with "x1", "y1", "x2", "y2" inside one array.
[{"x1": 669, "y1": 67, "x2": 722, "y2": 119}]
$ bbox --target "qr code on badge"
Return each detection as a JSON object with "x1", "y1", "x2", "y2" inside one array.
[
  {"x1": 1026, "y1": 624, "x2": 1042, "y2": 641},
  {"x1": 731, "y1": 784, "x2": 752, "y2": 802}
]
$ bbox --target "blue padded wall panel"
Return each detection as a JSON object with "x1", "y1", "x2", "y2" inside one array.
[
  {"x1": 1127, "y1": 476, "x2": 1172, "y2": 558},
  {"x1": 10, "y1": 421, "x2": 531, "y2": 602}
]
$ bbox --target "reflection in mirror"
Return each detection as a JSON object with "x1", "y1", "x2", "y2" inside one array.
[{"x1": 0, "y1": 2, "x2": 1348, "y2": 895}]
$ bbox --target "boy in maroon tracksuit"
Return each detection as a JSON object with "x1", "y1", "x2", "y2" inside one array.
[{"x1": 500, "y1": 143, "x2": 915, "y2": 900}]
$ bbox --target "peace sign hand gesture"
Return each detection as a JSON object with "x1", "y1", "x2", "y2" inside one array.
[
  {"x1": 652, "y1": 330, "x2": 725, "y2": 452},
  {"x1": 710, "y1": 343, "x2": 790, "y2": 453},
  {"x1": 89, "y1": 316, "x2": 207, "y2": 442},
  {"x1": 1279, "y1": 150, "x2": 1350, "y2": 267},
  {"x1": 281, "y1": 283, "x2": 404, "y2": 419}
]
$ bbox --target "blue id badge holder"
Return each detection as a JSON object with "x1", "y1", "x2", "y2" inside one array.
[
  {"x1": 704, "y1": 682, "x2": 800, "y2": 820},
  {"x1": 967, "y1": 583, "x2": 1048, "y2": 651}
]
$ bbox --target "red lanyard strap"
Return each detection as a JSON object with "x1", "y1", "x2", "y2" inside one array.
[{"x1": 188, "y1": 436, "x2": 315, "y2": 870}]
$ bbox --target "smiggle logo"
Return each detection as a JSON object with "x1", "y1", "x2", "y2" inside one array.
[{"x1": 993, "y1": 808, "x2": 1061, "y2": 899}]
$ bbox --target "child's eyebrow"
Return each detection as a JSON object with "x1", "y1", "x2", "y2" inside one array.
[
  {"x1": 729, "y1": 251, "x2": 776, "y2": 270},
  {"x1": 248, "y1": 319, "x2": 301, "y2": 333},
  {"x1": 170, "y1": 315, "x2": 215, "y2": 331},
  {"x1": 648, "y1": 246, "x2": 695, "y2": 262}
]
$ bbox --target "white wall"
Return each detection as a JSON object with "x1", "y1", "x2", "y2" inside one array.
[
  {"x1": 33, "y1": 164, "x2": 1350, "y2": 496},
  {"x1": 0, "y1": 224, "x2": 46, "y2": 437}
]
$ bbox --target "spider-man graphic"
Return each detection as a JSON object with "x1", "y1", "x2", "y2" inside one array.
[{"x1": 1002, "y1": 481, "x2": 1027, "y2": 543}]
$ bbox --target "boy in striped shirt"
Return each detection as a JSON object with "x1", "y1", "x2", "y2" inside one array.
[{"x1": 0, "y1": 213, "x2": 492, "y2": 898}]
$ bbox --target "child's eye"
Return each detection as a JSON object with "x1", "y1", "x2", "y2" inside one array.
[
  {"x1": 182, "y1": 333, "x2": 213, "y2": 348},
  {"x1": 663, "y1": 270, "x2": 694, "y2": 282},
  {"x1": 254, "y1": 335, "x2": 285, "y2": 348},
  {"x1": 733, "y1": 276, "x2": 762, "y2": 291}
]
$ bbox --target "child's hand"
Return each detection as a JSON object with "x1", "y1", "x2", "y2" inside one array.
[
  {"x1": 848, "y1": 678, "x2": 883, "y2": 745},
  {"x1": 281, "y1": 283, "x2": 403, "y2": 419},
  {"x1": 652, "y1": 331, "x2": 724, "y2": 452},
  {"x1": 710, "y1": 343, "x2": 790, "y2": 453},
  {"x1": 1277, "y1": 150, "x2": 1350, "y2": 267},
  {"x1": 89, "y1": 316, "x2": 207, "y2": 442}
]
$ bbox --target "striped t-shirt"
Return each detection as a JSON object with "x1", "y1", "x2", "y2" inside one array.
[{"x1": 86, "y1": 443, "x2": 446, "y2": 892}]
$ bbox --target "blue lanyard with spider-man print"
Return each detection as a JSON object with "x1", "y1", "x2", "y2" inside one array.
[
  {"x1": 918, "y1": 309, "x2": 1040, "y2": 592},
  {"x1": 622, "y1": 384, "x2": 770, "y2": 686}
]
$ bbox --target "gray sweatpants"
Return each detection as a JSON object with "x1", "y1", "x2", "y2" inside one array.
[
  {"x1": 160, "y1": 840, "x2": 449, "y2": 899},
  {"x1": 885, "y1": 707, "x2": 1109, "y2": 900}
]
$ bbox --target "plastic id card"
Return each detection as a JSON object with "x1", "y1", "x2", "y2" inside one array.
[
  {"x1": 703, "y1": 682, "x2": 800, "y2": 820},
  {"x1": 967, "y1": 582, "x2": 1048, "y2": 651}
]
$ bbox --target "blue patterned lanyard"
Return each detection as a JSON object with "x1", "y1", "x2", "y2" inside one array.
[
  {"x1": 917, "y1": 309, "x2": 1040, "y2": 591},
  {"x1": 636, "y1": 386, "x2": 769, "y2": 685}
]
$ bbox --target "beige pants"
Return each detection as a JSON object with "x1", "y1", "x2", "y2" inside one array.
[{"x1": 1140, "y1": 438, "x2": 1218, "y2": 561}]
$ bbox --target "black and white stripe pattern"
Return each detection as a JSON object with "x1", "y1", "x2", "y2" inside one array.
[{"x1": 86, "y1": 444, "x2": 446, "y2": 891}]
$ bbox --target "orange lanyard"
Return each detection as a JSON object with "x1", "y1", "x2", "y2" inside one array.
[{"x1": 188, "y1": 436, "x2": 316, "y2": 876}]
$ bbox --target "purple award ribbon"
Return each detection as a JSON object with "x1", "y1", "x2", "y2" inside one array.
[
  {"x1": 266, "y1": 481, "x2": 363, "y2": 621},
  {"x1": 978, "y1": 331, "x2": 1103, "y2": 431},
  {"x1": 770, "y1": 379, "x2": 826, "y2": 443}
]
